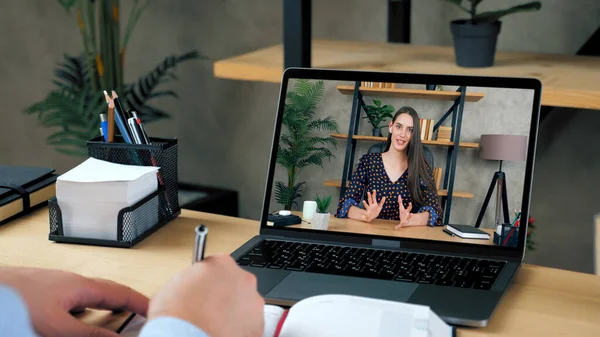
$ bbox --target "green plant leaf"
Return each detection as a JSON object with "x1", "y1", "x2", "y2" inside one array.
[
  {"x1": 474, "y1": 1, "x2": 542, "y2": 23},
  {"x1": 57, "y1": 0, "x2": 77, "y2": 12},
  {"x1": 442, "y1": 0, "x2": 471, "y2": 15},
  {"x1": 123, "y1": 50, "x2": 201, "y2": 123}
]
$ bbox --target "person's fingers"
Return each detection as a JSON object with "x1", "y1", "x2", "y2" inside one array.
[
  {"x1": 366, "y1": 191, "x2": 372, "y2": 205},
  {"x1": 57, "y1": 313, "x2": 120, "y2": 337},
  {"x1": 398, "y1": 195, "x2": 404, "y2": 210},
  {"x1": 407, "y1": 202, "x2": 413, "y2": 213},
  {"x1": 372, "y1": 190, "x2": 377, "y2": 204},
  {"x1": 395, "y1": 223, "x2": 403, "y2": 229},
  {"x1": 76, "y1": 278, "x2": 149, "y2": 317},
  {"x1": 362, "y1": 200, "x2": 369, "y2": 210}
]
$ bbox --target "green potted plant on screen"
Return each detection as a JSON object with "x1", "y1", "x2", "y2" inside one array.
[
  {"x1": 443, "y1": 0, "x2": 542, "y2": 67},
  {"x1": 363, "y1": 99, "x2": 395, "y2": 137},
  {"x1": 24, "y1": 0, "x2": 201, "y2": 156},
  {"x1": 312, "y1": 195, "x2": 332, "y2": 230},
  {"x1": 275, "y1": 79, "x2": 338, "y2": 210}
]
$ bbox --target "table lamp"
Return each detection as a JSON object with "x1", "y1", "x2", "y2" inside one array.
[{"x1": 474, "y1": 134, "x2": 527, "y2": 228}]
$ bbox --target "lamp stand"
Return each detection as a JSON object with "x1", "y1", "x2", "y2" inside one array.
[{"x1": 475, "y1": 160, "x2": 510, "y2": 228}]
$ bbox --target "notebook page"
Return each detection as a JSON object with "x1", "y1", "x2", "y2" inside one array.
[
  {"x1": 280, "y1": 294, "x2": 450, "y2": 337},
  {"x1": 263, "y1": 305, "x2": 285, "y2": 337}
]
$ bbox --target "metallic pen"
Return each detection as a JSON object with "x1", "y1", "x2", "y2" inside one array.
[{"x1": 193, "y1": 225, "x2": 208, "y2": 263}]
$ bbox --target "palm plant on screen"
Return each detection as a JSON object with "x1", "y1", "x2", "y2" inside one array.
[
  {"x1": 24, "y1": 0, "x2": 200, "y2": 156},
  {"x1": 275, "y1": 79, "x2": 339, "y2": 210}
]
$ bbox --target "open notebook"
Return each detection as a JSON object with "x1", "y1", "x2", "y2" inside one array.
[{"x1": 120, "y1": 294, "x2": 454, "y2": 337}]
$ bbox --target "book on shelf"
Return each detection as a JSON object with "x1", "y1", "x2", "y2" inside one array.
[
  {"x1": 436, "y1": 126, "x2": 452, "y2": 142},
  {"x1": 433, "y1": 167, "x2": 442, "y2": 190},
  {"x1": 419, "y1": 118, "x2": 436, "y2": 141},
  {"x1": 360, "y1": 82, "x2": 395, "y2": 88}
]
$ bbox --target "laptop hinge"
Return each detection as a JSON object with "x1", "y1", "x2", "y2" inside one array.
[{"x1": 372, "y1": 239, "x2": 401, "y2": 249}]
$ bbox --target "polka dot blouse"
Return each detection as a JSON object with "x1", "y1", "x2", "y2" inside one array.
[{"x1": 336, "y1": 153, "x2": 443, "y2": 227}]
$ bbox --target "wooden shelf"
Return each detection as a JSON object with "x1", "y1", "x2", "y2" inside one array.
[
  {"x1": 324, "y1": 180, "x2": 474, "y2": 199},
  {"x1": 330, "y1": 133, "x2": 479, "y2": 148},
  {"x1": 213, "y1": 40, "x2": 600, "y2": 110},
  {"x1": 336, "y1": 85, "x2": 484, "y2": 102}
]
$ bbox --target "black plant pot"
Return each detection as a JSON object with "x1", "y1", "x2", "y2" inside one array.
[
  {"x1": 372, "y1": 128, "x2": 383, "y2": 137},
  {"x1": 450, "y1": 20, "x2": 501, "y2": 68}
]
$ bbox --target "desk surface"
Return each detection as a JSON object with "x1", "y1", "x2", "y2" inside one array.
[
  {"x1": 282, "y1": 213, "x2": 495, "y2": 246},
  {"x1": 1, "y1": 208, "x2": 600, "y2": 336},
  {"x1": 213, "y1": 40, "x2": 600, "y2": 110}
]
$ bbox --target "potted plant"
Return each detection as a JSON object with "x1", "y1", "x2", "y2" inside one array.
[
  {"x1": 364, "y1": 99, "x2": 395, "y2": 137},
  {"x1": 275, "y1": 79, "x2": 339, "y2": 210},
  {"x1": 24, "y1": 0, "x2": 200, "y2": 156},
  {"x1": 444, "y1": 0, "x2": 542, "y2": 67},
  {"x1": 312, "y1": 195, "x2": 332, "y2": 230}
]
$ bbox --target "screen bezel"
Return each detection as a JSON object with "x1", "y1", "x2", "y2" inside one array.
[{"x1": 259, "y1": 68, "x2": 541, "y2": 260}]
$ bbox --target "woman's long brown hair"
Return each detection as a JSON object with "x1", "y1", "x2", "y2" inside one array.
[{"x1": 384, "y1": 106, "x2": 437, "y2": 206}]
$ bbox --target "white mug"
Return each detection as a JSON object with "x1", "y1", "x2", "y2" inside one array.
[{"x1": 303, "y1": 200, "x2": 318, "y2": 220}]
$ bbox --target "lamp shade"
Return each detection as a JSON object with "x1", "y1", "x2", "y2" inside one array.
[{"x1": 479, "y1": 134, "x2": 527, "y2": 161}]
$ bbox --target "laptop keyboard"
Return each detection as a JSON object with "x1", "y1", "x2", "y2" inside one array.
[{"x1": 236, "y1": 240, "x2": 506, "y2": 290}]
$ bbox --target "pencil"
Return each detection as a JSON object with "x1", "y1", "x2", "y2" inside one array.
[{"x1": 107, "y1": 99, "x2": 115, "y2": 142}]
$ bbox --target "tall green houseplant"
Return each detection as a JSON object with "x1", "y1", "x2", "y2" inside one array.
[
  {"x1": 25, "y1": 0, "x2": 200, "y2": 156},
  {"x1": 275, "y1": 79, "x2": 339, "y2": 210}
]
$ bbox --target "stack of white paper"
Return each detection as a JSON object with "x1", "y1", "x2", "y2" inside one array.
[{"x1": 57, "y1": 158, "x2": 159, "y2": 241}]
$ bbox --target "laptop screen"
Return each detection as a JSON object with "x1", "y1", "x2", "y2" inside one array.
[{"x1": 265, "y1": 71, "x2": 538, "y2": 251}]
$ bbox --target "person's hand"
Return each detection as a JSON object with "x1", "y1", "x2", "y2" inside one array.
[
  {"x1": 362, "y1": 190, "x2": 386, "y2": 222},
  {"x1": 148, "y1": 254, "x2": 265, "y2": 337},
  {"x1": 395, "y1": 194, "x2": 413, "y2": 229},
  {"x1": 0, "y1": 267, "x2": 148, "y2": 337}
]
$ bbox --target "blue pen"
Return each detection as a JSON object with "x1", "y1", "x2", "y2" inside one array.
[
  {"x1": 100, "y1": 114, "x2": 108, "y2": 142},
  {"x1": 103, "y1": 90, "x2": 133, "y2": 144}
]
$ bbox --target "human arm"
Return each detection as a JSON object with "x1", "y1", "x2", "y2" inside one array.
[
  {"x1": 416, "y1": 169, "x2": 443, "y2": 226},
  {"x1": 145, "y1": 254, "x2": 264, "y2": 337},
  {"x1": 0, "y1": 267, "x2": 148, "y2": 337}
]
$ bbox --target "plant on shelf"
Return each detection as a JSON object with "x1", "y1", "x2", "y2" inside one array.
[
  {"x1": 275, "y1": 79, "x2": 339, "y2": 210},
  {"x1": 312, "y1": 194, "x2": 332, "y2": 230},
  {"x1": 363, "y1": 99, "x2": 395, "y2": 137},
  {"x1": 443, "y1": 0, "x2": 542, "y2": 67},
  {"x1": 24, "y1": 0, "x2": 201, "y2": 156}
]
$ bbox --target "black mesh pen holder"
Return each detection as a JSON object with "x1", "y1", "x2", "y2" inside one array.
[
  {"x1": 48, "y1": 189, "x2": 164, "y2": 248},
  {"x1": 87, "y1": 136, "x2": 181, "y2": 225},
  {"x1": 48, "y1": 136, "x2": 181, "y2": 248}
]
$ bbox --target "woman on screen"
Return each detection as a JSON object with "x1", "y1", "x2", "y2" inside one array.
[{"x1": 336, "y1": 106, "x2": 443, "y2": 228}]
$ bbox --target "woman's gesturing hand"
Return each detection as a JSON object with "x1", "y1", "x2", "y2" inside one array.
[
  {"x1": 362, "y1": 190, "x2": 386, "y2": 222},
  {"x1": 395, "y1": 194, "x2": 413, "y2": 229}
]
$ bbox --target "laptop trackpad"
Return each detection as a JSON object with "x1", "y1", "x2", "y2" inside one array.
[{"x1": 266, "y1": 272, "x2": 418, "y2": 303}]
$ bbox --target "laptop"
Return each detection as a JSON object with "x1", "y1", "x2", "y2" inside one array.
[{"x1": 231, "y1": 68, "x2": 541, "y2": 327}]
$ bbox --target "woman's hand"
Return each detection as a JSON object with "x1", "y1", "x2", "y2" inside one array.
[
  {"x1": 362, "y1": 190, "x2": 386, "y2": 222},
  {"x1": 395, "y1": 194, "x2": 413, "y2": 229}
]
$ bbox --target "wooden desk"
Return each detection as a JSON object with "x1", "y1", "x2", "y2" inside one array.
[
  {"x1": 282, "y1": 213, "x2": 494, "y2": 246},
  {"x1": 213, "y1": 40, "x2": 600, "y2": 110},
  {"x1": 1, "y1": 208, "x2": 600, "y2": 336}
]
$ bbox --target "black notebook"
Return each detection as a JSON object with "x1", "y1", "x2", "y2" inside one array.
[
  {"x1": 445, "y1": 224, "x2": 491, "y2": 240},
  {"x1": 0, "y1": 166, "x2": 57, "y2": 224}
]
